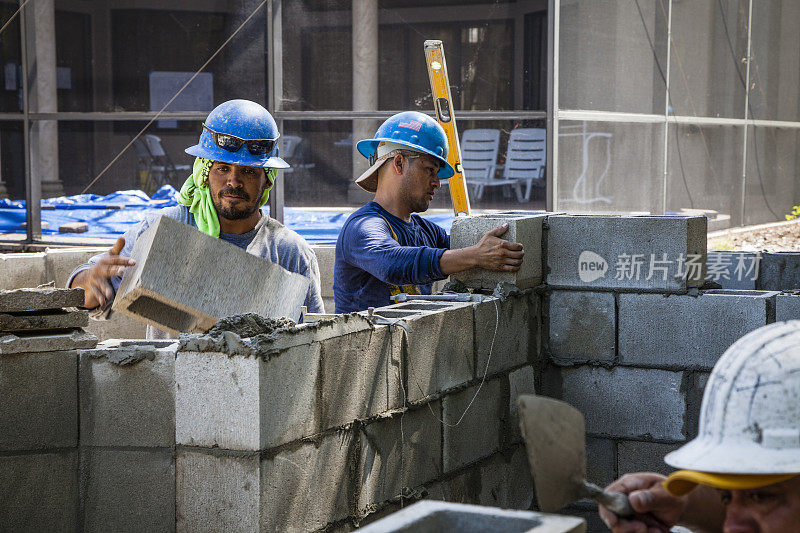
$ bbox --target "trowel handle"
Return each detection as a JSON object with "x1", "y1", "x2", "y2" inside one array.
[{"x1": 582, "y1": 481, "x2": 635, "y2": 517}]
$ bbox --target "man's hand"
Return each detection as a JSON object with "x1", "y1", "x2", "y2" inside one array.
[
  {"x1": 598, "y1": 473, "x2": 685, "y2": 533},
  {"x1": 70, "y1": 237, "x2": 135, "y2": 309},
  {"x1": 440, "y1": 223, "x2": 524, "y2": 275}
]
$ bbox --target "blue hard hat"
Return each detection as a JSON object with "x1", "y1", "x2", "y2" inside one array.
[
  {"x1": 356, "y1": 111, "x2": 455, "y2": 179},
  {"x1": 185, "y1": 99, "x2": 289, "y2": 169}
]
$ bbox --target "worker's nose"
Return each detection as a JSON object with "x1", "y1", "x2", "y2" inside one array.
[
  {"x1": 432, "y1": 175, "x2": 441, "y2": 189},
  {"x1": 722, "y1": 505, "x2": 757, "y2": 533},
  {"x1": 226, "y1": 167, "x2": 246, "y2": 187}
]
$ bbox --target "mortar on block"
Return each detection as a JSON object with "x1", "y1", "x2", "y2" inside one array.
[{"x1": 112, "y1": 216, "x2": 310, "y2": 335}]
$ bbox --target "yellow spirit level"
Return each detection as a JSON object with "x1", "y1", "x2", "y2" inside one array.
[{"x1": 424, "y1": 40, "x2": 471, "y2": 216}]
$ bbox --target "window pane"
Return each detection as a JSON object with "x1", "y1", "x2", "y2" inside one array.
[
  {"x1": 559, "y1": 0, "x2": 667, "y2": 114},
  {"x1": 744, "y1": 126, "x2": 800, "y2": 225},
  {"x1": 0, "y1": 121, "x2": 24, "y2": 200},
  {"x1": 557, "y1": 120, "x2": 664, "y2": 213},
  {"x1": 0, "y1": 2, "x2": 22, "y2": 113},
  {"x1": 666, "y1": 123, "x2": 742, "y2": 219},
  {"x1": 669, "y1": 0, "x2": 746, "y2": 119},
  {"x1": 748, "y1": 1, "x2": 800, "y2": 123}
]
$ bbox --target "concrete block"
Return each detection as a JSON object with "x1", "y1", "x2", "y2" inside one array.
[
  {"x1": 618, "y1": 291, "x2": 774, "y2": 370},
  {"x1": 756, "y1": 252, "x2": 800, "y2": 291},
  {"x1": 112, "y1": 215, "x2": 310, "y2": 334},
  {"x1": 0, "y1": 309, "x2": 88, "y2": 332},
  {"x1": 0, "y1": 451, "x2": 78, "y2": 532},
  {"x1": 406, "y1": 304, "x2": 474, "y2": 402},
  {"x1": 80, "y1": 344, "x2": 175, "y2": 447},
  {"x1": 450, "y1": 213, "x2": 545, "y2": 290},
  {"x1": 359, "y1": 404, "x2": 442, "y2": 510},
  {"x1": 0, "y1": 328, "x2": 97, "y2": 354},
  {"x1": 476, "y1": 446, "x2": 535, "y2": 510},
  {"x1": 0, "y1": 286, "x2": 84, "y2": 312},
  {"x1": 313, "y1": 245, "x2": 335, "y2": 298},
  {"x1": 358, "y1": 501, "x2": 585, "y2": 533},
  {"x1": 585, "y1": 437, "x2": 617, "y2": 488},
  {"x1": 617, "y1": 441, "x2": 680, "y2": 476},
  {"x1": 0, "y1": 252, "x2": 47, "y2": 290},
  {"x1": 560, "y1": 366, "x2": 685, "y2": 441},
  {"x1": 176, "y1": 450, "x2": 260, "y2": 533},
  {"x1": 319, "y1": 325, "x2": 403, "y2": 430},
  {"x1": 0, "y1": 350, "x2": 78, "y2": 450},
  {"x1": 443, "y1": 378, "x2": 505, "y2": 473},
  {"x1": 85, "y1": 312, "x2": 148, "y2": 341},
  {"x1": 260, "y1": 430, "x2": 355, "y2": 532},
  {"x1": 705, "y1": 251, "x2": 758, "y2": 290},
  {"x1": 508, "y1": 365, "x2": 536, "y2": 443},
  {"x1": 548, "y1": 291, "x2": 615, "y2": 365},
  {"x1": 176, "y1": 344, "x2": 320, "y2": 451},
  {"x1": 59, "y1": 222, "x2": 89, "y2": 233},
  {"x1": 45, "y1": 246, "x2": 105, "y2": 288},
  {"x1": 776, "y1": 293, "x2": 800, "y2": 322},
  {"x1": 546, "y1": 215, "x2": 707, "y2": 291},
  {"x1": 474, "y1": 293, "x2": 534, "y2": 377},
  {"x1": 81, "y1": 448, "x2": 175, "y2": 533}
]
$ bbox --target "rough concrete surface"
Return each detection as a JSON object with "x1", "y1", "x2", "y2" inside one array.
[
  {"x1": 0, "y1": 252, "x2": 48, "y2": 290},
  {"x1": 474, "y1": 445, "x2": 535, "y2": 510},
  {"x1": 756, "y1": 252, "x2": 800, "y2": 291},
  {"x1": 508, "y1": 365, "x2": 536, "y2": 443},
  {"x1": 80, "y1": 345, "x2": 175, "y2": 447},
  {"x1": 617, "y1": 441, "x2": 680, "y2": 476},
  {"x1": 585, "y1": 437, "x2": 617, "y2": 488},
  {"x1": 548, "y1": 291, "x2": 615, "y2": 364},
  {"x1": 359, "y1": 404, "x2": 442, "y2": 510},
  {"x1": 81, "y1": 448, "x2": 175, "y2": 533},
  {"x1": 0, "y1": 309, "x2": 88, "y2": 332},
  {"x1": 546, "y1": 215, "x2": 707, "y2": 291},
  {"x1": 0, "y1": 328, "x2": 97, "y2": 354},
  {"x1": 113, "y1": 215, "x2": 310, "y2": 334},
  {"x1": 776, "y1": 293, "x2": 800, "y2": 322},
  {"x1": 560, "y1": 366, "x2": 685, "y2": 441},
  {"x1": 474, "y1": 293, "x2": 534, "y2": 376},
  {"x1": 0, "y1": 286, "x2": 84, "y2": 312},
  {"x1": 0, "y1": 451, "x2": 78, "y2": 533},
  {"x1": 450, "y1": 213, "x2": 545, "y2": 290},
  {"x1": 443, "y1": 378, "x2": 505, "y2": 473},
  {"x1": 0, "y1": 350, "x2": 78, "y2": 450}
]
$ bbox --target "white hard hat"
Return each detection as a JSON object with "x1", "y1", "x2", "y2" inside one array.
[{"x1": 664, "y1": 321, "x2": 800, "y2": 486}]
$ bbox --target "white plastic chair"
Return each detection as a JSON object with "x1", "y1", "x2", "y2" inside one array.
[
  {"x1": 457, "y1": 129, "x2": 522, "y2": 201},
  {"x1": 144, "y1": 134, "x2": 191, "y2": 178},
  {"x1": 502, "y1": 128, "x2": 546, "y2": 202}
]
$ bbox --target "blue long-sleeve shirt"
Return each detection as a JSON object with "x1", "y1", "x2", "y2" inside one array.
[{"x1": 333, "y1": 201, "x2": 450, "y2": 313}]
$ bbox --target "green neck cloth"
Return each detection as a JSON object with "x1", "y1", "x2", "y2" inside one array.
[{"x1": 177, "y1": 157, "x2": 275, "y2": 238}]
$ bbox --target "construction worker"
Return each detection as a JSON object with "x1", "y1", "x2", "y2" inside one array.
[
  {"x1": 333, "y1": 111, "x2": 524, "y2": 313},
  {"x1": 68, "y1": 99, "x2": 324, "y2": 338},
  {"x1": 599, "y1": 320, "x2": 800, "y2": 533}
]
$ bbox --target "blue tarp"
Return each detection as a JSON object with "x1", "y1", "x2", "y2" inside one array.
[{"x1": 0, "y1": 186, "x2": 458, "y2": 245}]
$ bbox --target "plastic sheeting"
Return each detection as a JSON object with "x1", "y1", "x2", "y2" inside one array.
[{"x1": 0, "y1": 186, "x2": 458, "y2": 245}]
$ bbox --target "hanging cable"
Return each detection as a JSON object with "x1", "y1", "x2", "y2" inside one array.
[{"x1": 0, "y1": 0, "x2": 32, "y2": 38}]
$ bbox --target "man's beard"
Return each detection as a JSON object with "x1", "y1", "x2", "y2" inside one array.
[{"x1": 213, "y1": 185, "x2": 264, "y2": 220}]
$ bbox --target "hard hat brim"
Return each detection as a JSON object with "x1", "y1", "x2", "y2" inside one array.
[
  {"x1": 185, "y1": 144, "x2": 290, "y2": 169},
  {"x1": 664, "y1": 438, "x2": 800, "y2": 477},
  {"x1": 356, "y1": 138, "x2": 455, "y2": 179},
  {"x1": 663, "y1": 469, "x2": 798, "y2": 497}
]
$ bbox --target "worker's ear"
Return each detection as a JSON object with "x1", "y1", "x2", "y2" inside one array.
[{"x1": 392, "y1": 153, "x2": 405, "y2": 175}]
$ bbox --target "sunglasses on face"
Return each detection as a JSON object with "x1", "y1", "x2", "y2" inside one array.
[{"x1": 203, "y1": 124, "x2": 278, "y2": 156}]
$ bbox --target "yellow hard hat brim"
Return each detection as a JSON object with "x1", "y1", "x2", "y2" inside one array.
[{"x1": 663, "y1": 470, "x2": 798, "y2": 496}]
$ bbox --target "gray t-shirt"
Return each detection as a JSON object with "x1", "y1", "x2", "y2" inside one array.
[{"x1": 68, "y1": 205, "x2": 324, "y2": 339}]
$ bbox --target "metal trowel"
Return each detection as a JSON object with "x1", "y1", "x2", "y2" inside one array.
[{"x1": 518, "y1": 394, "x2": 634, "y2": 517}]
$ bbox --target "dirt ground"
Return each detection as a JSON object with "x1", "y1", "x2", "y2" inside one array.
[{"x1": 708, "y1": 220, "x2": 800, "y2": 252}]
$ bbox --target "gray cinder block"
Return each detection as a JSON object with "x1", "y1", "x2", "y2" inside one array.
[
  {"x1": 508, "y1": 365, "x2": 536, "y2": 443},
  {"x1": 0, "y1": 451, "x2": 78, "y2": 532},
  {"x1": 450, "y1": 213, "x2": 545, "y2": 290},
  {"x1": 359, "y1": 404, "x2": 442, "y2": 510},
  {"x1": 357, "y1": 501, "x2": 585, "y2": 533},
  {"x1": 0, "y1": 350, "x2": 78, "y2": 450},
  {"x1": 756, "y1": 252, "x2": 800, "y2": 291},
  {"x1": 475, "y1": 446, "x2": 534, "y2": 510},
  {"x1": 81, "y1": 449, "x2": 175, "y2": 533},
  {"x1": 618, "y1": 291, "x2": 775, "y2": 370},
  {"x1": 0, "y1": 309, "x2": 88, "y2": 332},
  {"x1": 473, "y1": 292, "x2": 535, "y2": 377},
  {"x1": 0, "y1": 329, "x2": 97, "y2": 354},
  {"x1": 548, "y1": 291, "x2": 615, "y2": 365},
  {"x1": 0, "y1": 287, "x2": 84, "y2": 312},
  {"x1": 705, "y1": 251, "x2": 758, "y2": 290},
  {"x1": 560, "y1": 366, "x2": 685, "y2": 441},
  {"x1": 80, "y1": 344, "x2": 176, "y2": 447},
  {"x1": 776, "y1": 293, "x2": 800, "y2": 322},
  {"x1": 177, "y1": 430, "x2": 355, "y2": 533},
  {"x1": 59, "y1": 222, "x2": 89, "y2": 233},
  {"x1": 585, "y1": 437, "x2": 617, "y2": 488},
  {"x1": 546, "y1": 215, "x2": 707, "y2": 291},
  {"x1": 313, "y1": 245, "x2": 335, "y2": 299},
  {"x1": 405, "y1": 303, "x2": 475, "y2": 402},
  {"x1": 112, "y1": 216, "x2": 310, "y2": 334},
  {"x1": 443, "y1": 378, "x2": 505, "y2": 473},
  {"x1": 617, "y1": 441, "x2": 680, "y2": 476},
  {"x1": 0, "y1": 252, "x2": 47, "y2": 290}
]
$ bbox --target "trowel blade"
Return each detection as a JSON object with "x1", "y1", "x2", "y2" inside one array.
[{"x1": 518, "y1": 394, "x2": 587, "y2": 513}]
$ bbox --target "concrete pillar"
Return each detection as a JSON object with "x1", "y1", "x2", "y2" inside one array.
[
  {"x1": 26, "y1": 0, "x2": 64, "y2": 198},
  {"x1": 0, "y1": 130, "x2": 7, "y2": 198},
  {"x1": 348, "y1": 0, "x2": 379, "y2": 204}
]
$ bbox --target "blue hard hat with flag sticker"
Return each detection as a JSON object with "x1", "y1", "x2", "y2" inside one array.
[
  {"x1": 185, "y1": 99, "x2": 289, "y2": 169},
  {"x1": 356, "y1": 111, "x2": 455, "y2": 178}
]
